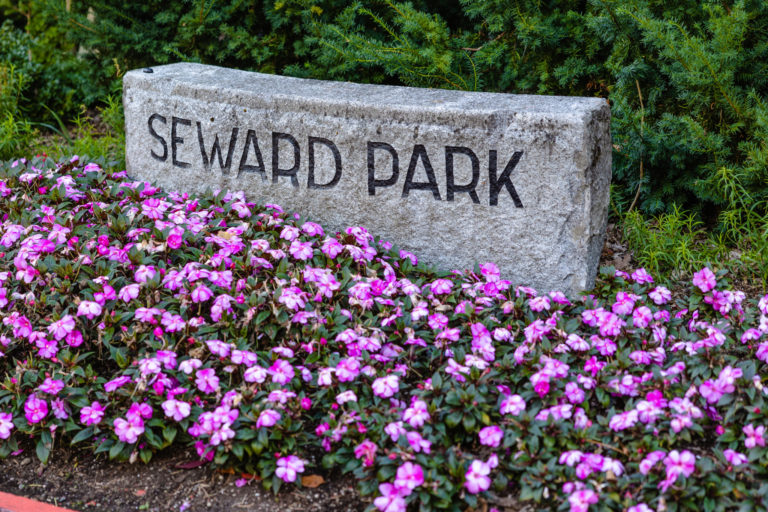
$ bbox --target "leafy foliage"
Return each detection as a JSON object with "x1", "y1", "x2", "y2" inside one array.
[{"x1": 2, "y1": 157, "x2": 768, "y2": 511}]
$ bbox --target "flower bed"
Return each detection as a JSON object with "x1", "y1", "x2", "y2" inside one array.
[{"x1": 1, "y1": 156, "x2": 767, "y2": 512}]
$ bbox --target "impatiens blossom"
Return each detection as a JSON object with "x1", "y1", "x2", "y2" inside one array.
[
  {"x1": 80, "y1": 401, "x2": 106, "y2": 425},
  {"x1": 161, "y1": 399, "x2": 191, "y2": 421},
  {"x1": 76, "y1": 300, "x2": 102, "y2": 320},
  {"x1": 114, "y1": 415, "x2": 144, "y2": 443},
  {"x1": 478, "y1": 425, "x2": 503, "y2": 448},
  {"x1": 256, "y1": 409, "x2": 281, "y2": 428},
  {"x1": 275, "y1": 455, "x2": 305, "y2": 482},
  {"x1": 372, "y1": 374, "x2": 400, "y2": 398},
  {"x1": 374, "y1": 483, "x2": 407, "y2": 512},
  {"x1": 24, "y1": 395, "x2": 48, "y2": 424},
  {"x1": 0, "y1": 412, "x2": 14, "y2": 439},
  {"x1": 692, "y1": 267, "x2": 717, "y2": 293},
  {"x1": 195, "y1": 368, "x2": 220, "y2": 394},
  {"x1": 394, "y1": 462, "x2": 424, "y2": 493},
  {"x1": 464, "y1": 460, "x2": 492, "y2": 494}
]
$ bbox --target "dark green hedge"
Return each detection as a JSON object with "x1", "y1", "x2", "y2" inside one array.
[{"x1": 2, "y1": 0, "x2": 767, "y2": 224}]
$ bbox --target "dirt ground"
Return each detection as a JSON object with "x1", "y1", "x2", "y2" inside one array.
[{"x1": 0, "y1": 445, "x2": 367, "y2": 512}]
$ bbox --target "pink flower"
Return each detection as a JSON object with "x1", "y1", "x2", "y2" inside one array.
[
  {"x1": 38, "y1": 377, "x2": 65, "y2": 395},
  {"x1": 0, "y1": 412, "x2": 15, "y2": 439},
  {"x1": 464, "y1": 460, "x2": 491, "y2": 494},
  {"x1": 374, "y1": 483, "x2": 407, "y2": 512},
  {"x1": 692, "y1": 267, "x2": 717, "y2": 293},
  {"x1": 478, "y1": 425, "x2": 503, "y2": 448},
  {"x1": 743, "y1": 424, "x2": 765, "y2": 449},
  {"x1": 723, "y1": 449, "x2": 748, "y2": 466},
  {"x1": 663, "y1": 450, "x2": 696, "y2": 481},
  {"x1": 289, "y1": 240, "x2": 314, "y2": 260},
  {"x1": 256, "y1": 409, "x2": 281, "y2": 428},
  {"x1": 24, "y1": 395, "x2": 48, "y2": 424},
  {"x1": 403, "y1": 400, "x2": 430, "y2": 428},
  {"x1": 114, "y1": 415, "x2": 145, "y2": 443},
  {"x1": 500, "y1": 394, "x2": 526, "y2": 416},
  {"x1": 118, "y1": 283, "x2": 140, "y2": 303},
  {"x1": 104, "y1": 375, "x2": 132, "y2": 392},
  {"x1": 372, "y1": 374, "x2": 399, "y2": 398},
  {"x1": 269, "y1": 359, "x2": 295, "y2": 385},
  {"x1": 631, "y1": 268, "x2": 654, "y2": 284},
  {"x1": 195, "y1": 368, "x2": 220, "y2": 394},
  {"x1": 354, "y1": 439, "x2": 377, "y2": 467},
  {"x1": 568, "y1": 489, "x2": 598, "y2": 512},
  {"x1": 394, "y1": 462, "x2": 424, "y2": 493},
  {"x1": 649, "y1": 286, "x2": 671, "y2": 304},
  {"x1": 76, "y1": 300, "x2": 102, "y2": 320},
  {"x1": 191, "y1": 284, "x2": 213, "y2": 303},
  {"x1": 161, "y1": 399, "x2": 191, "y2": 421},
  {"x1": 47, "y1": 315, "x2": 76, "y2": 341},
  {"x1": 430, "y1": 279, "x2": 453, "y2": 295},
  {"x1": 275, "y1": 455, "x2": 305, "y2": 482},
  {"x1": 80, "y1": 401, "x2": 106, "y2": 425}
]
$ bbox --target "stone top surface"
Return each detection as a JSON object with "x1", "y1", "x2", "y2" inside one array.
[{"x1": 125, "y1": 63, "x2": 605, "y2": 121}]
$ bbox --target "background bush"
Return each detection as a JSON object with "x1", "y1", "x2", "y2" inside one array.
[{"x1": 3, "y1": 0, "x2": 768, "y2": 279}]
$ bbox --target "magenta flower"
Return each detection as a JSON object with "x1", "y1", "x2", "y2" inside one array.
[
  {"x1": 118, "y1": 283, "x2": 140, "y2": 303},
  {"x1": 275, "y1": 455, "x2": 305, "y2": 482},
  {"x1": 268, "y1": 359, "x2": 295, "y2": 385},
  {"x1": 743, "y1": 424, "x2": 766, "y2": 449},
  {"x1": 354, "y1": 439, "x2": 377, "y2": 467},
  {"x1": 38, "y1": 377, "x2": 65, "y2": 395},
  {"x1": 372, "y1": 374, "x2": 399, "y2": 398},
  {"x1": 0, "y1": 412, "x2": 15, "y2": 439},
  {"x1": 114, "y1": 415, "x2": 145, "y2": 443},
  {"x1": 80, "y1": 401, "x2": 106, "y2": 425},
  {"x1": 568, "y1": 489, "x2": 599, "y2": 512},
  {"x1": 195, "y1": 368, "x2": 220, "y2": 394},
  {"x1": 104, "y1": 375, "x2": 132, "y2": 392},
  {"x1": 374, "y1": 483, "x2": 407, "y2": 512},
  {"x1": 692, "y1": 267, "x2": 717, "y2": 293},
  {"x1": 161, "y1": 399, "x2": 191, "y2": 421},
  {"x1": 464, "y1": 460, "x2": 491, "y2": 494},
  {"x1": 723, "y1": 449, "x2": 748, "y2": 466},
  {"x1": 394, "y1": 462, "x2": 424, "y2": 494},
  {"x1": 430, "y1": 279, "x2": 453, "y2": 295},
  {"x1": 478, "y1": 425, "x2": 503, "y2": 448},
  {"x1": 24, "y1": 395, "x2": 48, "y2": 424},
  {"x1": 47, "y1": 314, "x2": 75, "y2": 341},
  {"x1": 289, "y1": 240, "x2": 314, "y2": 260},
  {"x1": 500, "y1": 394, "x2": 526, "y2": 416},
  {"x1": 76, "y1": 300, "x2": 102, "y2": 320},
  {"x1": 256, "y1": 409, "x2": 281, "y2": 428},
  {"x1": 403, "y1": 400, "x2": 430, "y2": 428}
]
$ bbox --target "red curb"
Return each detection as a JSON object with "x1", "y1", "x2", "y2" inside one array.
[{"x1": 0, "y1": 491, "x2": 78, "y2": 512}]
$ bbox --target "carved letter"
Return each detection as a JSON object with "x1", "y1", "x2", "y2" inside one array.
[
  {"x1": 272, "y1": 132, "x2": 301, "y2": 187},
  {"x1": 367, "y1": 142, "x2": 399, "y2": 195},
  {"x1": 171, "y1": 117, "x2": 191, "y2": 169},
  {"x1": 402, "y1": 144, "x2": 440, "y2": 200},
  {"x1": 308, "y1": 136, "x2": 342, "y2": 189},
  {"x1": 238, "y1": 129, "x2": 267, "y2": 180},
  {"x1": 147, "y1": 113, "x2": 167, "y2": 162},
  {"x1": 489, "y1": 150, "x2": 524, "y2": 207},
  {"x1": 445, "y1": 146, "x2": 480, "y2": 203}
]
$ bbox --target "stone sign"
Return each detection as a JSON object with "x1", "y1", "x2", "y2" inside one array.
[{"x1": 123, "y1": 62, "x2": 611, "y2": 295}]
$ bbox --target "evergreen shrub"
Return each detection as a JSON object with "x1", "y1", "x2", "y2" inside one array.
[{"x1": 28, "y1": 0, "x2": 768, "y2": 226}]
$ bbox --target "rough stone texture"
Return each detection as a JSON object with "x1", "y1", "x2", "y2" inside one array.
[{"x1": 124, "y1": 62, "x2": 611, "y2": 296}]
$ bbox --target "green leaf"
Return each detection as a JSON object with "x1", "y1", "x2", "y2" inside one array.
[
  {"x1": 71, "y1": 427, "x2": 94, "y2": 445},
  {"x1": 36, "y1": 439, "x2": 51, "y2": 464}
]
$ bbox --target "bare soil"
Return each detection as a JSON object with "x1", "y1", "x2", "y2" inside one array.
[{"x1": 0, "y1": 445, "x2": 366, "y2": 512}]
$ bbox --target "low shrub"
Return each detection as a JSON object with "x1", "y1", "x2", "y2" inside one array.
[{"x1": 1, "y1": 156, "x2": 768, "y2": 511}]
